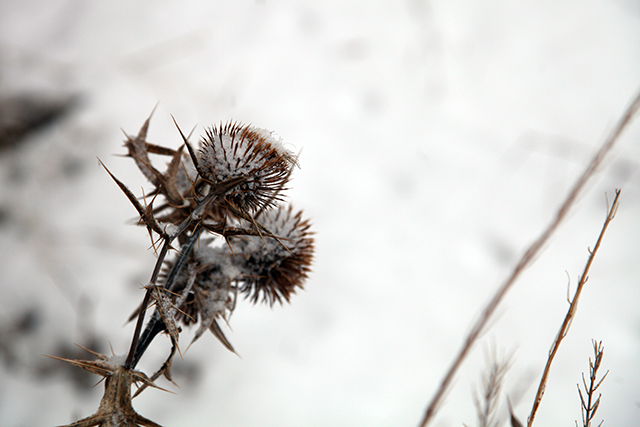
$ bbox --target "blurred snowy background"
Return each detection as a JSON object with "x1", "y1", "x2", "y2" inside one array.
[{"x1": 1, "y1": 1, "x2": 639, "y2": 426}]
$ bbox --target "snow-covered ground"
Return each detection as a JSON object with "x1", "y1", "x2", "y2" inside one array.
[{"x1": 1, "y1": 1, "x2": 639, "y2": 426}]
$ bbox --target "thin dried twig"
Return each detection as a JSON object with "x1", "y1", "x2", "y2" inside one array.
[
  {"x1": 577, "y1": 340, "x2": 608, "y2": 427},
  {"x1": 418, "y1": 88, "x2": 640, "y2": 427},
  {"x1": 526, "y1": 190, "x2": 619, "y2": 426}
]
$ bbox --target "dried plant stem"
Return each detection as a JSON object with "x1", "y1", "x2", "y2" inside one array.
[
  {"x1": 526, "y1": 190, "x2": 619, "y2": 427},
  {"x1": 418, "y1": 89, "x2": 640, "y2": 427},
  {"x1": 124, "y1": 225, "x2": 202, "y2": 370},
  {"x1": 578, "y1": 340, "x2": 608, "y2": 427}
]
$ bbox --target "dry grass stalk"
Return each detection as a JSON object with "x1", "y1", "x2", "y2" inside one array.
[
  {"x1": 418, "y1": 88, "x2": 640, "y2": 427},
  {"x1": 525, "y1": 190, "x2": 619, "y2": 426},
  {"x1": 470, "y1": 349, "x2": 512, "y2": 427},
  {"x1": 577, "y1": 340, "x2": 608, "y2": 427}
]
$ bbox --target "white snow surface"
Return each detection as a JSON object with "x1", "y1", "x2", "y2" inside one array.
[{"x1": 0, "y1": 1, "x2": 639, "y2": 427}]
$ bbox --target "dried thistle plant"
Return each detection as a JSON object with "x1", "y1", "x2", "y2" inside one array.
[{"x1": 52, "y1": 110, "x2": 315, "y2": 426}]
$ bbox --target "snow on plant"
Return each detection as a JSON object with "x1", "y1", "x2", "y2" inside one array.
[
  {"x1": 231, "y1": 204, "x2": 314, "y2": 305},
  {"x1": 51, "y1": 110, "x2": 314, "y2": 426},
  {"x1": 197, "y1": 123, "x2": 297, "y2": 213}
]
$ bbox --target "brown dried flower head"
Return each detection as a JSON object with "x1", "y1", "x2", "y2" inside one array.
[
  {"x1": 232, "y1": 205, "x2": 314, "y2": 305},
  {"x1": 197, "y1": 122, "x2": 297, "y2": 213}
]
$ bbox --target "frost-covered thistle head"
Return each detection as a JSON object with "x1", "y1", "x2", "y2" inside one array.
[
  {"x1": 231, "y1": 205, "x2": 314, "y2": 305},
  {"x1": 197, "y1": 122, "x2": 297, "y2": 213}
]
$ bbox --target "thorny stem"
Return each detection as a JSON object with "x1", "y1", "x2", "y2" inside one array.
[
  {"x1": 124, "y1": 226, "x2": 203, "y2": 370},
  {"x1": 418, "y1": 88, "x2": 640, "y2": 427},
  {"x1": 122, "y1": 155, "x2": 247, "y2": 368},
  {"x1": 527, "y1": 190, "x2": 619, "y2": 427}
]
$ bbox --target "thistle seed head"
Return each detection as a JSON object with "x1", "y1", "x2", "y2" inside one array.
[
  {"x1": 232, "y1": 205, "x2": 314, "y2": 305},
  {"x1": 198, "y1": 122, "x2": 297, "y2": 213}
]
